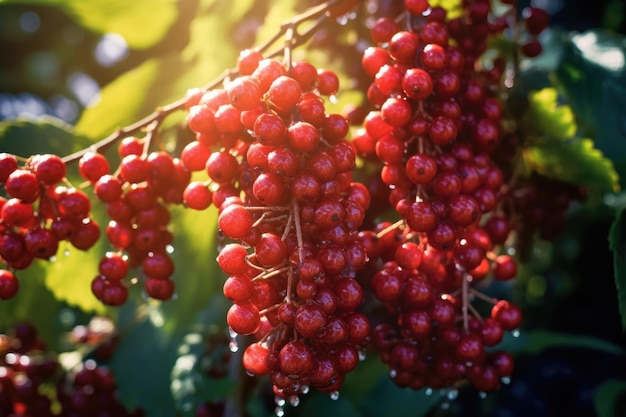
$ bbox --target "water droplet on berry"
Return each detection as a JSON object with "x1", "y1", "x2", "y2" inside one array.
[
  {"x1": 301, "y1": 385, "x2": 310, "y2": 394},
  {"x1": 336, "y1": 14, "x2": 349, "y2": 25},
  {"x1": 425, "y1": 388, "x2": 433, "y2": 396},
  {"x1": 228, "y1": 327, "x2": 239, "y2": 352},
  {"x1": 446, "y1": 389, "x2": 458, "y2": 400},
  {"x1": 64, "y1": 249, "x2": 70, "y2": 256},
  {"x1": 130, "y1": 277, "x2": 139, "y2": 285},
  {"x1": 478, "y1": 391, "x2": 487, "y2": 399},
  {"x1": 289, "y1": 395, "x2": 300, "y2": 407},
  {"x1": 329, "y1": 94, "x2": 338, "y2": 104},
  {"x1": 166, "y1": 244, "x2": 175, "y2": 254},
  {"x1": 50, "y1": 255, "x2": 57, "y2": 262},
  {"x1": 275, "y1": 396, "x2": 286, "y2": 407},
  {"x1": 275, "y1": 406, "x2": 285, "y2": 417},
  {"x1": 512, "y1": 329, "x2": 520, "y2": 338},
  {"x1": 329, "y1": 391, "x2": 340, "y2": 401},
  {"x1": 389, "y1": 369, "x2": 397, "y2": 378},
  {"x1": 501, "y1": 376, "x2": 511, "y2": 385},
  {"x1": 358, "y1": 350, "x2": 366, "y2": 361}
]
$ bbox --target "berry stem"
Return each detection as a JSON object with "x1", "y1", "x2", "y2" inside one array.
[
  {"x1": 376, "y1": 219, "x2": 405, "y2": 239},
  {"x1": 462, "y1": 271, "x2": 470, "y2": 333}
]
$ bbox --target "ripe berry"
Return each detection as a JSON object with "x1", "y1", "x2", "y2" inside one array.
[
  {"x1": 227, "y1": 302, "x2": 260, "y2": 335},
  {"x1": 144, "y1": 278, "x2": 175, "y2": 300},
  {"x1": 404, "y1": 0, "x2": 430, "y2": 15},
  {"x1": 316, "y1": 69, "x2": 339, "y2": 96},
  {"x1": 5, "y1": 169, "x2": 39, "y2": 203},
  {"x1": 266, "y1": 76, "x2": 302, "y2": 112},
  {"x1": 218, "y1": 204, "x2": 253, "y2": 239},
  {"x1": 79, "y1": 152, "x2": 110, "y2": 183},
  {"x1": 183, "y1": 181, "x2": 213, "y2": 210},
  {"x1": 279, "y1": 340, "x2": 315, "y2": 378},
  {"x1": 0, "y1": 269, "x2": 19, "y2": 299},
  {"x1": 0, "y1": 153, "x2": 18, "y2": 183},
  {"x1": 32, "y1": 154, "x2": 66, "y2": 185}
]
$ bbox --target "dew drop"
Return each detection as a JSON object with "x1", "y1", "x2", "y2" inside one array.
[
  {"x1": 329, "y1": 391, "x2": 340, "y2": 400},
  {"x1": 275, "y1": 406, "x2": 285, "y2": 417},
  {"x1": 50, "y1": 255, "x2": 57, "y2": 262},
  {"x1": 246, "y1": 370, "x2": 254, "y2": 377},
  {"x1": 512, "y1": 329, "x2": 520, "y2": 338},
  {"x1": 301, "y1": 385, "x2": 310, "y2": 394},
  {"x1": 166, "y1": 244, "x2": 175, "y2": 254},
  {"x1": 446, "y1": 389, "x2": 458, "y2": 400},
  {"x1": 329, "y1": 94, "x2": 338, "y2": 104},
  {"x1": 501, "y1": 376, "x2": 511, "y2": 385},
  {"x1": 336, "y1": 14, "x2": 349, "y2": 25},
  {"x1": 275, "y1": 396, "x2": 286, "y2": 407},
  {"x1": 358, "y1": 350, "x2": 366, "y2": 361},
  {"x1": 440, "y1": 401, "x2": 450, "y2": 410},
  {"x1": 478, "y1": 391, "x2": 487, "y2": 399},
  {"x1": 289, "y1": 395, "x2": 300, "y2": 407},
  {"x1": 64, "y1": 249, "x2": 70, "y2": 256},
  {"x1": 228, "y1": 327, "x2": 239, "y2": 352},
  {"x1": 425, "y1": 387, "x2": 433, "y2": 396},
  {"x1": 389, "y1": 369, "x2": 397, "y2": 378}
]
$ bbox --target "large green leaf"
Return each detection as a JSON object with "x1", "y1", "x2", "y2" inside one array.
[
  {"x1": 527, "y1": 88, "x2": 577, "y2": 142},
  {"x1": 593, "y1": 379, "x2": 626, "y2": 417},
  {"x1": 170, "y1": 302, "x2": 235, "y2": 417},
  {"x1": 158, "y1": 204, "x2": 222, "y2": 334},
  {"x1": 609, "y1": 208, "x2": 626, "y2": 332},
  {"x1": 74, "y1": 0, "x2": 246, "y2": 142},
  {"x1": 0, "y1": 263, "x2": 65, "y2": 348},
  {"x1": 555, "y1": 30, "x2": 626, "y2": 184},
  {"x1": 523, "y1": 88, "x2": 620, "y2": 193},
  {"x1": 500, "y1": 329, "x2": 625, "y2": 355},
  {"x1": 110, "y1": 310, "x2": 180, "y2": 417},
  {"x1": 0, "y1": 116, "x2": 92, "y2": 157},
  {"x1": 0, "y1": 0, "x2": 178, "y2": 49}
]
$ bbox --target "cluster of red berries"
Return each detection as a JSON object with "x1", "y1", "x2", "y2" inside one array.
[
  {"x1": 0, "y1": 322, "x2": 143, "y2": 417},
  {"x1": 80, "y1": 139, "x2": 192, "y2": 305},
  {"x1": 353, "y1": 0, "x2": 537, "y2": 392},
  {"x1": 181, "y1": 49, "x2": 374, "y2": 404},
  {"x1": 0, "y1": 152, "x2": 100, "y2": 300}
]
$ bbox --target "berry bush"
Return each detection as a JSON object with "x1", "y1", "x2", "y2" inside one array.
[{"x1": 1, "y1": 1, "x2": 626, "y2": 416}]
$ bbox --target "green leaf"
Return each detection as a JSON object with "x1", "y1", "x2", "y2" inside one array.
[
  {"x1": 0, "y1": 263, "x2": 65, "y2": 347},
  {"x1": 555, "y1": 30, "x2": 626, "y2": 184},
  {"x1": 609, "y1": 208, "x2": 626, "y2": 332},
  {"x1": 523, "y1": 88, "x2": 620, "y2": 193},
  {"x1": 501, "y1": 329, "x2": 625, "y2": 355},
  {"x1": 299, "y1": 391, "x2": 364, "y2": 417},
  {"x1": 359, "y1": 376, "x2": 442, "y2": 417},
  {"x1": 110, "y1": 312, "x2": 180, "y2": 417},
  {"x1": 523, "y1": 137, "x2": 620, "y2": 193},
  {"x1": 159, "y1": 204, "x2": 222, "y2": 334},
  {"x1": 527, "y1": 88, "x2": 577, "y2": 142},
  {"x1": 171, "y1": 316, "x2": 236, "y2": 416},
  {"x1": 0, "y1": 0, "x2": 178, "y2": 49},
  {"x1": 0, "y1": 116, "x2": 92, "y2": 157},
  {"x1": 593, "y1": 379, "x2": 626, "y2": 417},
  {"x1": 74, "y1": 0, "x2": 244, "y2": 142}
]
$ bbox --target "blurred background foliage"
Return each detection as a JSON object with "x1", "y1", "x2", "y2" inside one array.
[{"x1": 1, "y1": 1, "x2": 626, "y2": 417}]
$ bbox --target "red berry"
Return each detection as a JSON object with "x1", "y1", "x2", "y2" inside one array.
[
  {"x1": 0, "y1": 269, "x2": 19, "y2": 299},
  {"x1": 404, "y1": 0, "x2": 430, "y2": 15},
  {"x1": 218, "y1": 204, "x2": 253, "y2": 239},
  {"x1": 144, "y1": 278, "x2": 175, "y2": 300},
  {"x1": 0, "y1": 153, "x2": 18, "y2": 183},
  {"x1": 227, "y1": 302, "x2": 260, "y2": 335},
  {"x1": 5, "y1": 169, "x2": 39, "y2": 203},
  {"x1": 78, "y1": 152, "x2": 110, "y2": 183},
  {"x1": 32, "y1": 154, "x2": 66, "y2": 185}
]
